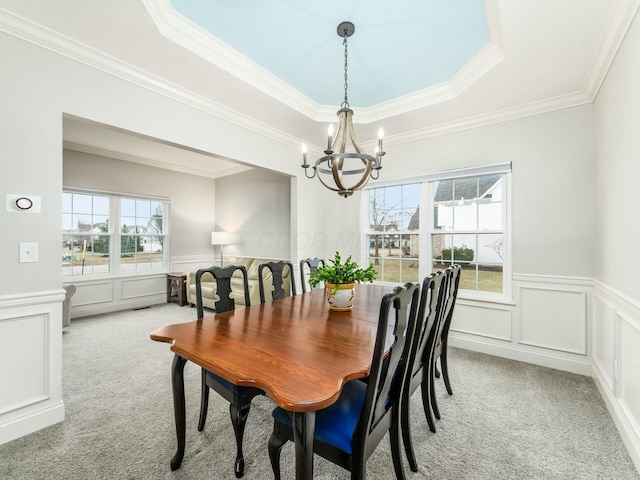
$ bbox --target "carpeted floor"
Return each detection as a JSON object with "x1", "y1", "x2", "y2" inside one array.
[{"x1": 0, "y1": 303, "x2": 638, "y2": 479}]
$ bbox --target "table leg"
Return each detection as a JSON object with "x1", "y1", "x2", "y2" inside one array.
[
  {"x1": 292, "y1": 411, "x2": 315, "y2": 480},
  {"x1": 170, "y1": 354, "x2": 188, "y2": 471}
]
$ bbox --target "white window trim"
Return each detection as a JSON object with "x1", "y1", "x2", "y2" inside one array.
[{"x1": 362, "y1": 163, "x2": 512, "y2": 304}]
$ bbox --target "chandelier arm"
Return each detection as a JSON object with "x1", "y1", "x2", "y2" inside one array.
[
  {"x1": 317, "y1": 172, "x2": 343, "y2": 193},
  {"x1": 346, "y1": 111, "x2": 366, "y2": 155},
  {"x1": 303, "y1": 166, "x2": 317, "y2": 179},
  {"x1": 348, "y1": 159, "x2": 373, "y2": 191},
  {"x1": 334, "y1": 110, "x2": 348, "y2": 153},
  {"x1": 331, "y1": 157, "x2": 347, "y2": 194}
]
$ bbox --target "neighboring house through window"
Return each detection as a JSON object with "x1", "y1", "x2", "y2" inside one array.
[{"x1": 62, "y1": 190, "x2": 169, "y2": 277}]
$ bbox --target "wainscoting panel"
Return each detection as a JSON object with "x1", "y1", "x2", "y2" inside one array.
[
  {"x1": 120, "y1": 275, "x2": 165, "y2": 300},
  {"x1": 0, "y1": 314, "x2": 48, "y2": 415},
  {"x1": 0, "y1": 291, "x2": 65, "y2": 445},
  {"x1": 592, "y1": 280, "x2": 640, "y2": 473},
  {"x1": 592, "y1": 293, "x2": 617, "y2": 391},
  {"x1": 518, "y1": 287, "x2": 587, "y2": 355},
  {"x1": 451, "y1": 301, "x2": 512, "y2": 341},
  {"x1": 450, "y1": 274, "x2": 591, "y2": 376},
  {"x1": 67, "y1": 274, "x2": 166, "y2": 318},
  {"x1": 620, "y1": 312, "x2": 640, "y2": 438},
  {"x1": 72, "y1": 281, "x2": 113, "y2": 306}
]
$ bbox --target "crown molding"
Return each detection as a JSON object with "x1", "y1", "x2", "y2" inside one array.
[
  {"x1": 63, "y1": 141, "x2": 252, "y2": 179},
  {"x1": 385, "y1": 91, "x2": 592, "y2": 147},
  {"x1": 583, "y1": 0, "x2": 640, "y2": 101}
]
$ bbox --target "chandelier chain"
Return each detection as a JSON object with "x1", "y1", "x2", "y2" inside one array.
[{"x1": 342, "y1": 32, "x2": 349, "y2": 109}]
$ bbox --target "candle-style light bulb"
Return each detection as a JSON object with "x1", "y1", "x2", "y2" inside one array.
[
  {"x1": 301, "y1": 143, "x2": 308, "y2": 166},
  {"x1": 377, "y1": 127, "x2": 384, "y2": 153},
  {"x1": 327, "y1": 124, "x2": 334, "y2": 151}
]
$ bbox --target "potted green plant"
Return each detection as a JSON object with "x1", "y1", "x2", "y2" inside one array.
[{"x1": 309, "y1": 251, "x2": 377, "y2": 311}]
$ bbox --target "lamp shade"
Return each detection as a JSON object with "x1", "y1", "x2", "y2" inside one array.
[{"x1": 211, "y1": 231, "x2": 230, "y2": 245}]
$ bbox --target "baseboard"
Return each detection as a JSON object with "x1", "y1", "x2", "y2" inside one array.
[
  {"x1": 449, "y1": 333, "x2": 592, "y2": 376},
  {"x1": 0, "y1": 401, "x2": 64, "y2": 446},
  {"x1": 71, "y1": 294, "x2": 166, "y2": 319},
  {"x1": 592, "y1": 362, "x2": 640, "y2": 473}
]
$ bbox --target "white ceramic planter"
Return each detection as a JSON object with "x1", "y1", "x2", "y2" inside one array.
[{"x1": 326, "y1": 283, "x2": 356, "y2": 311}]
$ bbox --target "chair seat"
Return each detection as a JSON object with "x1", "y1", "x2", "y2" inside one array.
[
  {"x1": 205, "y1": 370, "x2": 244, "y2": 395},
  {"x1": 272, "y1": 379, "x2": 366, "y2": 454}
]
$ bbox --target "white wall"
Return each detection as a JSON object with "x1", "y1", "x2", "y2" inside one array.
[
  {"x1": 593, "y1": 11, "x2": 640, "y2": 472},
  {"x1": 215, "y1": 168, "x2": 291, "y2": 260}
]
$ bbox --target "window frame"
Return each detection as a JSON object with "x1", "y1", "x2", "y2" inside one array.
[
  {"x1": 62, "y1": 188, "x2": 170, "y2": 279},
  {"x1": 362, "y1": 163, "x2": 512, "y2": 303}
]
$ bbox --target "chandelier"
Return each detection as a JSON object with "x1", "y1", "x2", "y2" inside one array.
[{"x1": 301, "y1": 21, "x2": 385, "y2": 198}]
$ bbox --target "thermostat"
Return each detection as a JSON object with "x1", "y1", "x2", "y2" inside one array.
[
  {"x1": 6, "y1": 194, "x2": 41, "y2": 213},
  {"x1": 15, "y1": 197, "x2": 33, "y2": 210}
]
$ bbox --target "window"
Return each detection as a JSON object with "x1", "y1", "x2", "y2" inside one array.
[
  {"x1": 62, "y1": 191, "x2": 169, "y2": 277},
  {"x1": 364, "y1": 164, "x2": 510, "y2": 299},
  {"x1": 431, "y1": 174, "x2": 505, "y2": 294},
  {"x1": 366, "y1": 184, "x2": 420, "y2": 283}
]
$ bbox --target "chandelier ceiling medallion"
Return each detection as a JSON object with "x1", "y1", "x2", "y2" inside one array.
[{"x1": 301, "y1": 21, "x2": 385, "y2": 198}]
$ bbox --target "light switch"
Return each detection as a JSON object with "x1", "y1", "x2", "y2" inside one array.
[{"x1": 19, "y1": 242, "x2": 38, "y2": 263}]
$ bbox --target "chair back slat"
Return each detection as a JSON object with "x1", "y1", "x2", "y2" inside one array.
[
  {"x1": 258, "y1": 261, "x2": 297, "y2": 303},
  {"x1": 407, "y1": 271, "x2": 447, "y2": 383},
  {"x1": 435, "y1": 265, "x2": 461, "y2": 348}
]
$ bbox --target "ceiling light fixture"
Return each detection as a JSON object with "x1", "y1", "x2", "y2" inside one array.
[{"x1": 301, "y1": 21, "x2": 385, "y2": 198}]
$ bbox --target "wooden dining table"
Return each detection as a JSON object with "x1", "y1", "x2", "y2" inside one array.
[{"x1": 150, "y1": 283, "x2": 392, "y2": 480}]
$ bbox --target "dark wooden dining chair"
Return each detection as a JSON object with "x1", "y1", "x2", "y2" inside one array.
[
  {"x1": 430, "y1": 264, "x2": 461, "y2": 421},
  {"x1": 299, "y1": 257, "x2": 325, "y2": 293},
  {"x1": 267, "y1": 282, "x2": 421, "y2": 480},
  {"x1": 400, "y1": 271, "x2": 447, "y2": 471},
  {"x1": 258, "y1": 261, "x2": 297, "y2": 303},
  {"x1": 195, "y1": 265, "x2": 264, "y2": 478}
]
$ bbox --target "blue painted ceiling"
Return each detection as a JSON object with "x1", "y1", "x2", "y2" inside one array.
[{"x1": 169, "y1": 0, "x2": 490, "y2": 108}]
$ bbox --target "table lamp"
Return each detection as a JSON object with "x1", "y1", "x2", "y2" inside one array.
[{"x1": 211, "y1": 231, "x2": 230, "y2": 266}]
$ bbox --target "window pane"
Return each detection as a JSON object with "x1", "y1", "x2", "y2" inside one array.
[
  {"x1": 459, "y1": 265, "x2": 478, "y2": 291},
  {"x1": 121, "y1": 199, "x2": 135, "y2": 217},
  {"x1": 62, "y1": 193, "x2": 72, "y2": 213},
  {"x1": 93, "y1": 196, "x2": 109, "y2": 216},
  {"x1": 477, "y1": 233, "x2": 504, "y2": 263},
  {"x1": 433, "y1": 203, "x2": 453, "y2": 230},
  {"x1": 478, "y1": 200, "x2": 502, "y2": 230},
  {"x1": 452, "y1": 234, "x2": 476, "y2": 264},
  {"x1": 432, "y1": 233, "x2": 451, "y2": 264},
  {"x1": 433, "y1": 179, "x2": 453, "y2": 203},
  {"x1": 478, "y1": 264, "x2": 503, "y2": 293},
  {"x1": 452, "y1": 201, "x2": 478, "y2": 230},
  {"x1": 452, "y1": 177, "x2": 478, "y2": 203},
  {"x1": 400, "y1": 259, "x2": 419, "y2": 282},
  {"x1": 73, "y1": 194, "x2": 93, "y2": 214}
]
